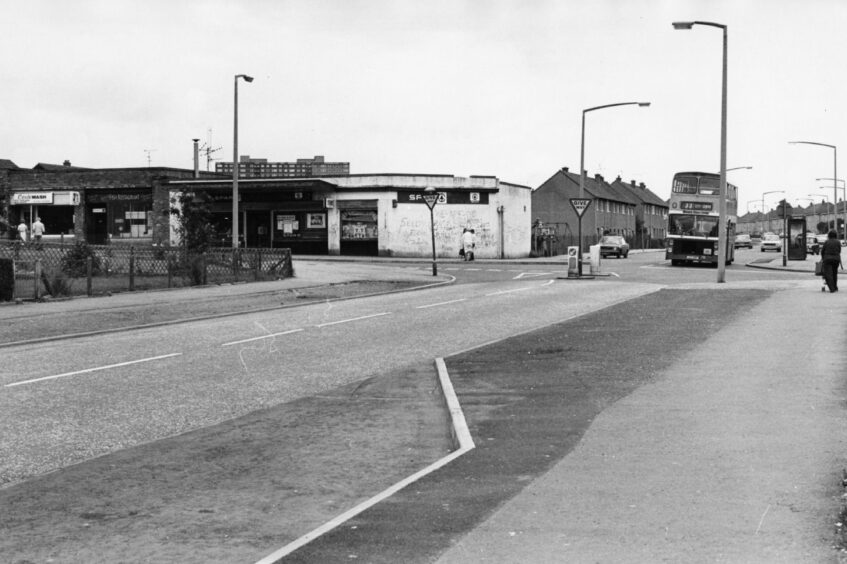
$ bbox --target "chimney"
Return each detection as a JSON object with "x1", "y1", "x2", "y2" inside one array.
[
  {"x1": 639, "y1": 183, "x2": 646, "y2": 189},
  {"x1": 561, "y1": 166, "x2": 569, "y2": 173},
  {"x1": 63, "y1": 160, "x2": 71, "y2": 167},
  {"x1": 631, "y1": 180, "x2": 637, "y2": 187},
  {"x1": 594, "y1": 173, "x2": 603, "y2": 181},
  {"x1": 193, "y1": 138, "x2": 200, "y2": 178}
]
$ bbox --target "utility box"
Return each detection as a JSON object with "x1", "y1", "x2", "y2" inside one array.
[
  {"x1": 588, "y1": 244, "x2": 601, "y2": 273},
  {"x1": 567, "y1": 246, "x2": 579, "y2": 277}
]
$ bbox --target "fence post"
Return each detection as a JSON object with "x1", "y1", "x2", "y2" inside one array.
[
  {"x1": 87, "y1": 256, "x2": 93, "y2": 296},
  {"x1": 129, "y1": 246, "x2": 135, "y2": 291},
  {"x1": 254, "y1": 249, "x2": 261, "y2": 281},
  {"x1": 167, "y1": 255, "x2": 173, "y2": 288},
  {"x1": 34, "y1": 259, "x2": 42, "y2": 300},
  {"x1": 202, "y1": 253, "x2": 208, "y2": 285}
]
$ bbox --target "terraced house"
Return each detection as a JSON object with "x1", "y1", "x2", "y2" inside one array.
[{"x1": 531, "y1": 167, "x2": 640, "y2": 254}]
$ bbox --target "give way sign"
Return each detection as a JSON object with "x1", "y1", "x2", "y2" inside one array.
[{"x1": 569, "y1": 198, "x2": 592, "y2": 217}]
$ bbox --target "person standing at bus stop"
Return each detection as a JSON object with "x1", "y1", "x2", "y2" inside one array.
[{"x1": 820, "y1": 230, "x2": 842, "y2": 293}]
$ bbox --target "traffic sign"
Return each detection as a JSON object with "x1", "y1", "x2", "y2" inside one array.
[{"x1": 570, "y1": 198, "x2": 592, "y2": 217}]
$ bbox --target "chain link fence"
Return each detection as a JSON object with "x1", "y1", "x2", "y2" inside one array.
[{"x1": 0, "y1": 242, "x2": 293, "y2": 302}]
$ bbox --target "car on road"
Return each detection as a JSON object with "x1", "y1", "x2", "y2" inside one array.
[
  {"x1": 807, "y1": 235, "x2": 820, "y2": 255},
  {"x1": 733, "y1": 234, "x2": 753, "y2": 249},
  {"x1": 761, "y1": 233, "x2": 782, "y2": 252},
  {"x1": 599, "y1": 235, "x2": 629, "y2": 258}
]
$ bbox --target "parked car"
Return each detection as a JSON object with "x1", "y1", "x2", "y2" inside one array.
[
  {"x1": 733, "y1": 234, "x2": 753, "y2": 249},
  {"x1": 598, "y1": 235, "x2": 629, "y2": 258},
  {"x1": 806, "y1": 235, "x2": 820, "y2": 255},
  {"x1": 761, "y1": 233, "x2": 782, "y2": 252}
]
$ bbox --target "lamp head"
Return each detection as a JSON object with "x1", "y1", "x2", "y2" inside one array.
[
  {"x1": 243, "y1": 75, "x2": 254, "y2": 82},
  {"x1": 672, "y1": 21, "x2": 694, "y2": 30},
  {"x1": 637, "y1": 102, "x2": 651, "y2": 107}
]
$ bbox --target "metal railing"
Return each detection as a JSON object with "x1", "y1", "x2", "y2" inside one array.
[{"x1": 0, "y1": 242, "x2": 293, "y2": 302}]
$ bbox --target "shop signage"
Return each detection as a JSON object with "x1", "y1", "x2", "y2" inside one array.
[
  {"x1": 397, "y1": 190, "x2": 487, "y2": 205},
  {"x1": 12, "y1": 192, "x2": 53, "y2": 205}
]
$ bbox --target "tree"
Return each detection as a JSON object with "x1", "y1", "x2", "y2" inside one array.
[{"x1": 170, "y1": 191, "x2": 217, "y2": 253}]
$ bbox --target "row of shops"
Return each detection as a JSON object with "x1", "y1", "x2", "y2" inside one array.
[{"x1": 1, "y1": 165, "x2": 532, "y2": 258}]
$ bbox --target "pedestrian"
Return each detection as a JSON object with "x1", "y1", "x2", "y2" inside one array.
[
  {"x1": 820, "y1": 229, "x2": 842, "y2": 293},
  {"x1": 17, "y1": 219, "x2": 27, "y2": 243},
  {"x1": 31, "y1": 216, "x2": 45, "y2": 243},
  {"x1": 462, "y1": 228, "x2": 476, "y2": 261},
  {"x1": 459, "y1": 228, "x2": 467, "y2": 259}
]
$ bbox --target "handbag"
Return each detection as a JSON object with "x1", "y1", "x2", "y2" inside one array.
[
  {"x1": 815, "y1": 261, "x2": 823, "y2": 276},
  {"x1": 459, "y1": 248, "x2": 465, "y2": 257}
]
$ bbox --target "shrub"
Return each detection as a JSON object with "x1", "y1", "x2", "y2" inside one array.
[
  {"x1": 0, "y1": 258, "x2": 13, "y2": 301},
  {"x1": 61, "y1": 242, "x2": 102, "y2": 277}
]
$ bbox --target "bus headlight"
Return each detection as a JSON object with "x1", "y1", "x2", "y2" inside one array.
[{"x1": 704, "y1": 248, "x2": 712, "y2": 255}]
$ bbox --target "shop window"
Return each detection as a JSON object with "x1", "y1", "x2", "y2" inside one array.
[{"x1": 341, "y1": 210, "x2": 377, "y2": 240}]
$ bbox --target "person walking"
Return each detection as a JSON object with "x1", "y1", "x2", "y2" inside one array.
[
  {"x1": 31, "y1": 217, "x2": 45, "y2": 243},
  {"x1": 16, "y1": 219, "x2": 27, "y2": 243},
  {"x1": 820, "y1": 229, "x2": 842, "y2": 293},
  {"x1": 462, "y1": 228, "x2": 476, "y2": 261}
]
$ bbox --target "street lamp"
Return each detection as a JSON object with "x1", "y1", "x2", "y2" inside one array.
[
  {"x1": 727, "y1": 166, "x2": 752, "y2": 172},
  {"x1": 809, "y1": 192, "x2": 836, "y2": 232},
  {"x1": 761, "y1": 190, "x2": 785, "y2": 233},
  {"x1": 817, "y1": 177, "x2": 846, "y2": 237},
  {"x1": 422, "y1": 186, "x2": 440, "y2": 276},
  {"x1": 578, "y1": 101, "x2": 650, "y2": 276},
  {"x1": 790, "y1": 141, "x2": 837, "y2": 237},
  {"x1": 674, "y1": 20, "x2": 728, "y2": 282},
  {"x1": 232, "y1": 73, "x2": 254, "y2": 249}
]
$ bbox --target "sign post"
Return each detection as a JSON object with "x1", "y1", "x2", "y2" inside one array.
[
  {"x1": 422, "y1": 187, "x2": 440, "y2": 276},
  {"x1": 570, "y1": 198, "x2": 592, "y2": 277}
]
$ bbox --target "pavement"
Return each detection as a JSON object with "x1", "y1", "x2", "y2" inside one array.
[{"x1": 6, "y1": 249, "x2": 847, "y2": 562}]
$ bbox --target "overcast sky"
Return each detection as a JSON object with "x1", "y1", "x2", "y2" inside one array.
[{"x1": 3, "y1": 0, "x2": 847, "y2": 214}]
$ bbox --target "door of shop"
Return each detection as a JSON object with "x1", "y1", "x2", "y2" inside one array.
[
  {"x1": 87, "y1": 206, "x2": 109, "y2": 244},
  {"x1": 339, "y1": 201, "x2": 378, "y2": 256},
  {"x1": 245, "y1": 211, "x2": 271, "y2": 248}
]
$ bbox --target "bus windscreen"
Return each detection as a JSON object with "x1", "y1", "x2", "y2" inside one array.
[{"x1": 669, "y1": 214, "x2": 719, "y2": 237}]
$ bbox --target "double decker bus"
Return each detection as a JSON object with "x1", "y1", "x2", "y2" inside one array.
[{"x1": 666, "y1": 171, "x2": 738, "y2": 266}]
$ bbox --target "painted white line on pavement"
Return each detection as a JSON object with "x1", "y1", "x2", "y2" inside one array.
[
  {"x1": 416, "y1": 298, "x2": 468, "y2": 309},
  {"x1": 513, "y1": 271, "x2": 555, "y2": 279},
  {"x1": 485, "y1": 285, "x2": 536, "y2": 296},
  {"x1": 5, "y1": 353, "x2": 183, "y2": 388},
  {"x1": 221, "y1": 329, "x2": 303, "y2": 347},
  {"x1": 253, "y1": 357, "x2": 474, "y2": 564},
  {"x1": 316, "y1": 312, "x2": 391, "y2": 328}
]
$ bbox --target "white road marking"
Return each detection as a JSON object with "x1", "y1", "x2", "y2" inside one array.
[
  {"x1": 253, "y1": 357, "x2": 474, "y2": 564},
  {"x1": 316, "y1": 312, "x2": 391, "y2": 328},
  {"x1": 514, "y1": 271, "x2": 555, "y2": 279},
  {"x1": 485, "y1": 286, "x2": 536, "y2": 296},
  {"x1": 416, "y1": 298, "x2": 468, "y2": 309},
  {"x1": 221, "y1": 329, "x2": 303, "y2": 347},
  {"x1": 5, "y1": 353, "x2": 183, "y2": 388}
]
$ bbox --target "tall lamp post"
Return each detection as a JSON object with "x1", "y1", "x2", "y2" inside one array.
[
  {"x1": 422, "y1": 187, "x2": 439, "y2": 276},
  {"x1": 816, "y1": 177, "x2": 846, "y2": 237},
  {"x1": 674, "y1": 20, "x2": 728, "y2": 282},
  {"x1": 232, "y1": 73, "x2": 254, "y2": 249},
  {"x1": 578, "y1": 101, "x2": 650, "y2": 277},
  {"x1": 761, "y1": 190, "x2": 784, "y2": 234},
  {"x1": 809, "y1": 192, "x2": 835, "y2": 233},
  {"x1": 789, "y1": 141, "x2": 837, "y2": 238}
]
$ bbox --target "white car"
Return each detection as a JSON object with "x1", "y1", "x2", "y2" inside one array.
[{"x1": 760, "y1": 234, "x2": 782, "y2": 252}]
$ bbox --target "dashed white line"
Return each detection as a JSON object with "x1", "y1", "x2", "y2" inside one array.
[
  {"x1": 5, "y1": 353, "x2": 183, "y2": 388},
  {"x1": 221, "y1": 329, "x2": 304, "y2": 347},
  {"x1": 316, "y1": 312, "x2": 391, "y2": 328},
  {"x1": 416, "y1": 298, "x2": 468, "y2": 309},
  {"x1": 485, "y1": 286, "x2": 536, "y2": 296}
]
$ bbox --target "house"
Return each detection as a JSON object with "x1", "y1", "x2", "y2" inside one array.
[
  {"x1": 531, "y1": 167, "x2": 637, "y2": 255},
  {"x1": 610, "y1": 176, "x2": 668, "y2": 248}
]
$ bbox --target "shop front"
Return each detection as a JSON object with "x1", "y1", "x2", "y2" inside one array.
[
  {"x1": 85, "y1": 191, "x2": 154, "y2": 244},
  {"x1": 10, "y1": 191, "x2": 79, "y2": 240},
  {"x1": 339, "y1": 200, "x2": 379, "y2": 256}
]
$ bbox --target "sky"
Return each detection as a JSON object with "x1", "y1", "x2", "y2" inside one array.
[{"x1": 3, "y1": 0, "x2": 847, "y2": 215}]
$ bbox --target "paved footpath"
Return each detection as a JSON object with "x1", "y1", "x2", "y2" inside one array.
[{"x1": 436, "y1": 276, "x2": 847, "y2": 563}]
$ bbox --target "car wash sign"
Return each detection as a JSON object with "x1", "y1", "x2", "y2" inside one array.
[{"x1": 12, "y1": 192, "x2": 53, "y2": 205}]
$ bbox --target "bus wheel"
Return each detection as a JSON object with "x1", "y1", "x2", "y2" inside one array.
[{"x1": 671, "y1": 259, "x2": 681, "y2": 266}]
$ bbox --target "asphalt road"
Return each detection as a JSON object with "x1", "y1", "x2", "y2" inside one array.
[{"x1": 0, "y1": 252, "x2": 830, "y2": 563}]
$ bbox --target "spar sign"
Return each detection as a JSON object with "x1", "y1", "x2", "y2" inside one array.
[{"x1": 569, "y1": 198, "x2": 592, "y2": 217}]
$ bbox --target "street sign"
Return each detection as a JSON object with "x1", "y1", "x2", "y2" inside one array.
[{"x1": 570, "y1": 198, "x2": 592, "y2": 217}]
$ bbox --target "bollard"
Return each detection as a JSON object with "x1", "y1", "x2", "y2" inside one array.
[
  {"x1": 86, "y1": 256, "x2": 93, "y2": 296},
  {"x1": 129, "y1": 246, "x2": 135, "y2": 291}
]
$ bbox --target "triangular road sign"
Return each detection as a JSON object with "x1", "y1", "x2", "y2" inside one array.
[{"x1": 570, "y1": 198, "x2": 592, "y2": 217}]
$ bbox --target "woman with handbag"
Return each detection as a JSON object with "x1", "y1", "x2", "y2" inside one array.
[{"x1": 820, "y1": 230, "x2": 842, "y2": 293}]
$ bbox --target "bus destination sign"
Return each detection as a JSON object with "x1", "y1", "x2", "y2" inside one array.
[{"x1": 681, "y1": 201, "x2": 713, "y2": 212}]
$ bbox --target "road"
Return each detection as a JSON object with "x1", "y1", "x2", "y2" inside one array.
[{"x1": 0, "y1": 250, "x2": 820, "y2": 563}]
